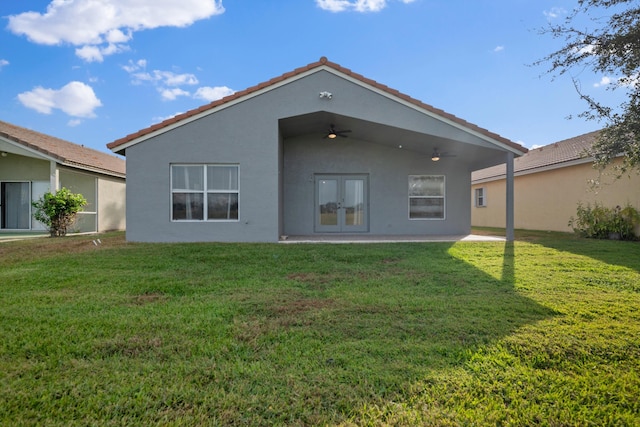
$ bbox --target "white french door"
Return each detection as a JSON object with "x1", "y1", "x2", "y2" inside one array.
[{"x1": 315, "y1": 174, "x2": 368, "y2": 233}]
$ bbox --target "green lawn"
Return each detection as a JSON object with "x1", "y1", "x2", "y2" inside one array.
[{"x1": 1, "y1": 231, "x2": 639, "y2": 426}]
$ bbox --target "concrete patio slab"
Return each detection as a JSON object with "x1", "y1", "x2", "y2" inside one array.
[{"x1": 279, "y1": 234, "x2": 505, "y2": 244}]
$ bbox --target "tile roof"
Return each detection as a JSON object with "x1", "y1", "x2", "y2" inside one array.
[
  {"x1": 0, "y1": 120, "x2": 125, "y2": 177},
  {"x1": 472, "y1": 130, "x2": 599, "y2": 182},
  {"x1": 108, "y1": 57, "x2": 527, "y2": 154}
]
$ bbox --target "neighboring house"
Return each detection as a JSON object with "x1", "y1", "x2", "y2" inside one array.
[
  {"x1": 108, "y1": 57, "x2": 527, "y2": 243},
  {"x1": 0, "y1": 120, "x2": 126, "y2": 233},
  {"x1": 471, "y1": 130, "x2": 640, "y2": 232}
]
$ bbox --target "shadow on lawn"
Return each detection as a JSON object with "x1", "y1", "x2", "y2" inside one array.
[
  {"x1": 535, "y1": 237, "x2": 640, "y2": 273},
  {"x1": 241, "y1": 241, "x2": 559, "y2": 416},
  {"x1": 502, "y1": 241, "x2": 515, "y2": 283},
  {"x1": 474, "y1": 226, "x2": 640, "y2": 273}
]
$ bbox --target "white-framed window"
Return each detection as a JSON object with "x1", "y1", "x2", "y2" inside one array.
[
  {"x1": 474, "y1": 187, "x2": 486, "y2": 207},
  {"x1": 171, "y1": 164, "x2": 239, "y2": 221},
  {"x1": 408, "y1": 175, "x2": 445, "y2": 220}
]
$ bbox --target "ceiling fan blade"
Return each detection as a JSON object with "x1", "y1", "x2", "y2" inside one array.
[
  {"x1": 433, "y1": 148, "x2": 456, "y2": 157},
  {"x1": 323, "y1": 124, "x2": 351, "y2": 139}
]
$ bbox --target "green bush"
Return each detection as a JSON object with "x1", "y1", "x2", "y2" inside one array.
[
  {"x1": 569, "y1": 202, "x2": 640, "y2": 240},
  {"x1": 32, "y1": 187, "x2": 87, "y2": 237}
]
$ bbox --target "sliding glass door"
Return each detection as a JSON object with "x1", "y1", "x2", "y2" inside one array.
[{"x1": 1, "y1": 182, "x2": 30, "y2": 230}]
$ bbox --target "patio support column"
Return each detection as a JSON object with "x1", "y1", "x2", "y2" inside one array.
[
  {"x1": 506, "y1": 151, "x2": 515, "y2": 241},
  {"x1": 50, "y1": 161, "x2": 59, "y2": 191}
]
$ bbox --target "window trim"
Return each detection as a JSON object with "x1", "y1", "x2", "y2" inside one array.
[
  {"x1": 170, "y1": 164, "x2": 239, "y2": 222},
  {"x1": 474, "y1": 187, "x2": 486, "y2": 207},
  {"x1": 408, "y1": 175, "x2": 445, "y2": 220}
]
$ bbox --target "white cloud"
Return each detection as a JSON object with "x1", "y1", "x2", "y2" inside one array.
[
  {"x1": 75, "y1": 44, "x2": 129, "y2": 63},
  {"x1": 129, "y1": 69, "x2": 199, "y2": 87},
  {"x1": 74, "y1": 28, "x2": 132, "y2": 62},
  {"x1": 594, "y1": 76, "x2": 612, "y2": 88},
  {"x1": 160, "y1": 88, "x2": 191, "y2": 101},
  {"x1": 194, "y1": 86, "x2": 234, "y2": 102},
  {"x1": 68, "y1": 119, "x2": 82, "y2": 127},
  {"x1": 123, "y1": 59, "x2": 234, "y2": 102},
  {"x1": 543, "y1": 7, "x2": 566, "y2": 21},
  {"x1": 75, "y1": 45, "x2": 103, "y2": 62},
  {"x1": 593, "y1": 74, "x2": 640, "y2": 89},
  {"x1": 106, "y1": 29, "x2": 131, "y2": 44},
  {"x1": 7, "y1": 0, "x2": 224, "y2": 61},
  {"x1": 122, "y1": 59, "x2": 147, "y2": 73},
  {"x1": 530, "y1": 144, "x2": 543, "y2": 150},
  {"x1": 0, "y1": 59, "x2": 9, "y2": 69},
  {"x1": 317, "y1": 0, "x2": 351, "y2": 12},
  {"x1": 494, "y1": 45, "x2": 505, "y2": 53},
  {"x1": 317, "y1": 0, "x2": 413, "y2": 12},
  {"x1": 577, "y1": 44, "x2": 596, "y2": 56},
  {"x1": 156, "y1": 71, "x2": 199, "y2": 86},
  {"x1": 17, "y1": 81, "x2": 102, "y2": 118},
  {"x1": 619, "y1": 74, "x2": 639, "y2": 88}
]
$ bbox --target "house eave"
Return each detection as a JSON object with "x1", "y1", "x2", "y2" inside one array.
[
  {"x1": 60, "y1": 162, "x2": 126, "y2": 179},
  {"x1": 0, "y1": 134, "x2": 64, "y2": 163},
  {"x1": 472, "y1": 157, "x2": 595, "y2": 184},
  {"x1": 2, "y1": 135, "x2": 125, "y2": 179}
]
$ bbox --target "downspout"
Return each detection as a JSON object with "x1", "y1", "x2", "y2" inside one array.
[{"x1": 505, "y1": 151, "x2": 515, "y2": 242}]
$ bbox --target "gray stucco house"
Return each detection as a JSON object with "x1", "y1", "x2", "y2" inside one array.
[{"x1": 108, "y1": 57, "x2": 526, "y2": 243}]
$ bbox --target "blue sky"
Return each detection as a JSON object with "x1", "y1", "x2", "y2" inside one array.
[{"x1": 0, "y1": 1, "x2": 614, "y2": 155}]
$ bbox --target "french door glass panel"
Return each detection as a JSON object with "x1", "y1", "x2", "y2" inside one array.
[
  {"x1": 344, "y1": 179, "x2": 365, "y2": 226},
  {"x1": 315, "y1": 175, "x2": 368, "y2": 232},
  {"x1": 318, "y1": 178, "x2": 339, "y2": 226}
]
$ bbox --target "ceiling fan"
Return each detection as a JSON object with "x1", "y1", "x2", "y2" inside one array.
[
  {"x1": 323, "y1": 124, "x2": 351, "y2": 139},
  {"x1": 431, "y1": 148, "x2": 456, "y2": 161}
]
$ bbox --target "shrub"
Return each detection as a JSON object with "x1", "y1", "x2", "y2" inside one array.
[
  {"x1": 32, "y1": 188, "x2": 87, "y2": 237},
  {"x1": 569, "y1": 202, "x2": 640, "y2": 240}
]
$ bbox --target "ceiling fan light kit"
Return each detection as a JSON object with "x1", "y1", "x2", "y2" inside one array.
[
  {"x1": 324, "y1": 124, "x2": 351, "y2": 139},
  {"x1": 431, "y1": 148, "x2": 456, "y2": 161}
]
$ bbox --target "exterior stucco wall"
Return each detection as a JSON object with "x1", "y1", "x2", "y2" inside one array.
[
  {"x1": 0, "y1": 155, "x2": 49, "y2": 181},
  {"x1": 60, "y1": 169, "x2": 98, "y2": 233},
  {"x1": 97, "y1": 176, "x2": 126, "y2": 232},
  {"x1": 60, "y1": 169, "x2": 97, "y2": 209},
  {"x1": 124, "y1": 69, "x2": 508, "y2": 242},
  {"x1": 283, "y1": 136, "x2": 471, "y2": 236},
  {"x1": 59, "y1": 168, "x2": 126, "y2": 233},
  {"x1": 472, "y1": 159, "x2": 640, "y2": 232},
  {"x1": 124, "y1": 101, "x2": 281, "y2": 243}
]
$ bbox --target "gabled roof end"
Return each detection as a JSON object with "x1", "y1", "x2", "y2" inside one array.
[{"x1": 108, "y1": 57, "x2": 527, "y2": 156}]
